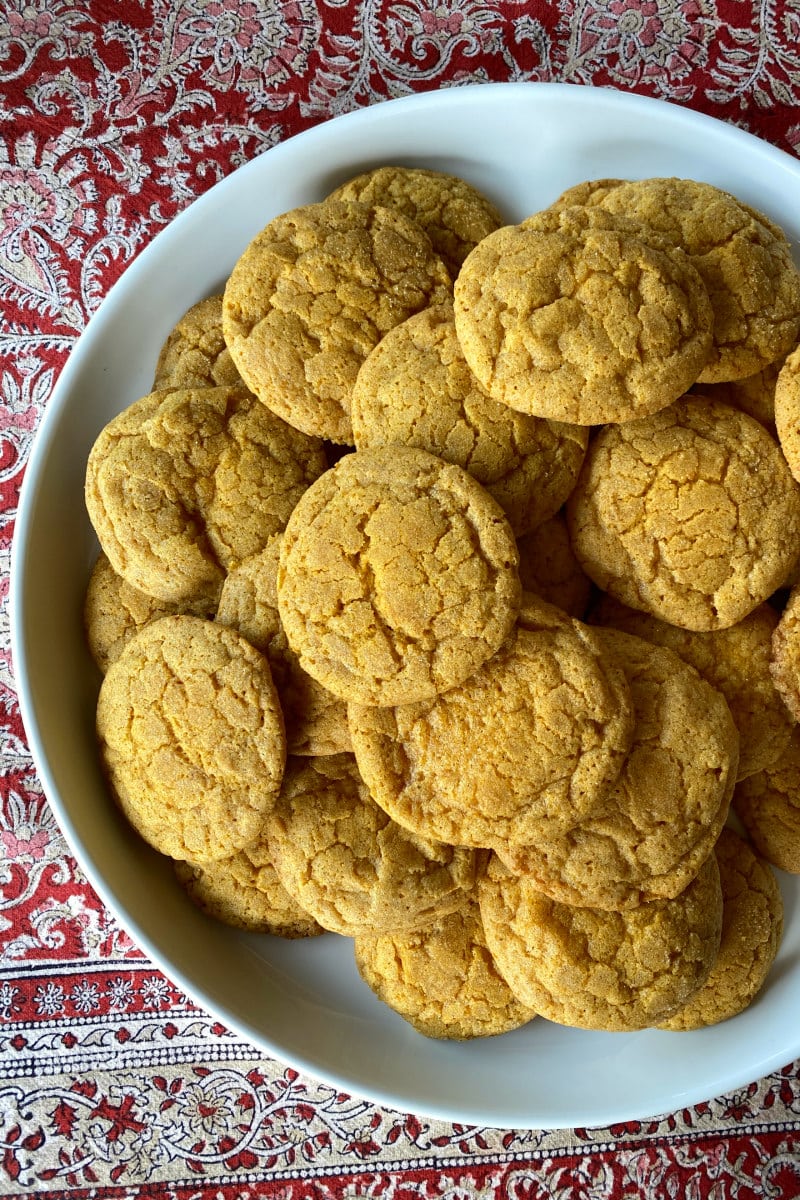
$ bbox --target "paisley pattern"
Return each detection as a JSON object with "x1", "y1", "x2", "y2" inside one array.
[{"x1": 2, "y1": 1, "x2": 800, "y2": 1193}]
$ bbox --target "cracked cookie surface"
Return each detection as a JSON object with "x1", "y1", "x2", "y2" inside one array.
[
  {"x1": 478, "y1": 853, "x2": 723, "y2": 1031},
  {"x1": 222, "y1": 200, "x2": 452, "y2": 444},
  {"x1": 351, "y1": 304, "x2": 588, "y2": 536},
  {"x1": 771, "y1": 579, "x2": 800, "y2": 723},
  {"x1": 153, "y1": 294, "x2": 244, "y2": 390},
  {"x1": 277, "y1": 445, "x2": 521, "y2": 706},
  {"x1": 515, "y1": 511, "x2": 592, "y2": 618},
  {"x1": 733, "y1": 726, "x2": 800, "y2": 874},
  {"x1": 567, "y1": 396, "x2": 800, "y2": 630},
  {"x1": 774, "y1": 344, "x2": 800, "y2": 481},
  {"x1": 96, "y1": 615, "x2": 286, "y2": 863}
]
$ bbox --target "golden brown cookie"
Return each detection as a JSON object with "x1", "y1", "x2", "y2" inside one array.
[
  {"x1": 453, "y1": 204, "x2": 713, "y2": 425},
  {"x1": 175, "y1": 840, "x2": 323, "y2": 939},
  {"x1": 733, "y1": 726, "x2": 800, "y2": 873},
  {"x1": 479, "y1": 853, "x2": 723, "y2": 1031},
  {"x1": 698, "y1": 358, "x2": 781, "y2": 433},
  {"x1": 85, "y1": 386, "x2": 327, "y2": 607},
  {"x1": 351, "y1": 304, "x2": 588, "y2": 536},
  {"x1": 222, "y1": 200, "x2": 452, "y2": 444},
  {"x1": 153, "y1": 295, "x2": 243, "y2": 390},
  {"x1": 267, "y1": 754, "x2": 479, "y2": 936},
  {"x1": 515, "y1": 511, "x2": 592, "y2": 618},
  {"x1": 349, "y1": 595, "x2": 634, "y2": 849},
  {"x1": 658, "y1": 828, "x2": 783, "y2": 1030},
  {"x1": 774, "y1": 344, "x2": 800, "y2": 482},
  {"x1": 327, "y1": 164, "x2": 504, "y2": 281},
  {"x1": 354, "y1": 894, "x2": 536, "y2": 1040},
  {"x1": 277, "y1": 446, "x2": 521, "y2": 706},
  {"x1": 567, "y1": 396, "x2": 800, "y2": 631},
  {"x1": 84, "y1": 552, "x2": 214, "y2": 674},
  {"x1": 591, "y1": 593, "x2": 793, "y2": 780},
  {"x1": 96, "y1": 615, "x2": 286, "y2": 863},
  {"x1": 771, "y1": 578, "x2": 800, "y2": 722},
  {"x1": 215, "y1": 536, "x2": 351, "y2": 757},
  {"x1": 496, "y1": 628, "x2": 738, "y2": 909}
]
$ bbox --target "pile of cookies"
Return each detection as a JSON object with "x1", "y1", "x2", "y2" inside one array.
[{"x1": 85, "y1": 166, "x2": 800, "y2": 1040}]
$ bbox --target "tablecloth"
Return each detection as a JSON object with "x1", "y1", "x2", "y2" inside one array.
[{"x1": 3, "y1": 1, "x2": 800, "y2": 1195}]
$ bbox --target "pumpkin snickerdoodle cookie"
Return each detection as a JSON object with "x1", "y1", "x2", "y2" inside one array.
[
  {"x1": 515, "y1": 511, "x2": 592, "y2": 618},
  {"x1": 277, "y1": 445, "x2": 521, "y2": 707},
  {"x1": 479, "y1": 853, "x2": 723, "y2": 1031},
  {"x1": 96, "y1": 615, "x2": 287, "y2": 864},
  {"x1": 733, "y1": 726, "x2": 800, "y2": 874},
  {"x1": 771, "y1": 578, "x2": 800, "y2": 723},
  {"x1": 222, "y1": 200, "x2": 452, "y2": 444},
  {"x1": 267, "y1": 754, "x2": 479, "y2": 936},
  {"x1": 349, "y1": 595, "x2": 634, "y2": 849},
  {"x1": 453, "y1": 204, "x2": 713, "y2": 425},
  {"x1": 354, "y1": 894, "x2": 536, "y2": 1040},
  {"x1": 351, "y1": 304, "x2": 588, "y2": 536},
  {"x1": 567, "y1": 396, "x2": 800, "y2": 631},
  {"x1": 153, "y1": 294, "x2": 244, "y2": 390},
  {"x1": 774, "y1": 344, "x2": 800, "y2": 482}
]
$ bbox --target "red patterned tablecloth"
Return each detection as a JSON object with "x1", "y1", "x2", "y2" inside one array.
[{"x1": 3, "y1": 2, "x2": 800, "y2": 1196}]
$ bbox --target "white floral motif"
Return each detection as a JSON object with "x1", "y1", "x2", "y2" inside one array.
[
  {"x1": 0, "y1": 0, "x2": 91, "y2": 82},
  {"x1": 0, "y1": 981, "x2": 21, "y2": 1018},
  {"x1": 33, "y1": 980, "x2": 65, "y2": 1016},
  {"x1": 70, "y1": 979, "x2": 101, "y2": 1014}
]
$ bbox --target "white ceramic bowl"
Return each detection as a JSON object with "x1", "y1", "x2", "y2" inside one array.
[{"x1": 11, "y1": 82, "x2": 800, "y2": 1130}]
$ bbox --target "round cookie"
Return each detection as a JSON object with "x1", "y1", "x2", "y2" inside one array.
[
  {"x1": 222, "y1": 200, "x2": 453, "y2": 444},
  {"x1": 771, "y1": 579, "x2": 800, "y2": 722},
  {"x1": 85, "y1": 386, "x2": 327, "y2": 607},
  {"x1": 478, "y1": 853, "x2": 723, "y2": 1031},
  {"x1": 774, "y1": 344, "x2": 800, "y2": 482},
  {"x1": 453, "y1": 204, "x2": 713, "y2": 425},
  {"x1": 327, "y1": 164, "x2": 505, "y2": 281},
  {"x1": 351, "y1": 304, "x2": 588, "y2": 536},
  {"x1": 733, "y1": 726, "x2": 800, "y2": 874},
  {"x1": 658, "y1": 828, "x2": 783, "y2": 1030},
  {"x1": 348, "y1": 595, "x2": 635, "y2": 849},
  {"x1": 567, "y1": 395, "x2": 800, "y2": 631},
  {"x1": 576, "y1": 177, "x2": 800, "y2": 383},
  {"x1": 175, "y1": 841, "x2": 323, "y2": 939},
  {"x1": 515, "y1": 511, "x2": 592, "y2": 618},
  {"x1": 153, "y1": 294, "x2": 244, "y2": 390},
  {"x1": 277, "y1": 445, "x2": 522, "y2": 707},
  {"x1": 266, "y1": 754, "x2": 479, "y2": 936},
  {"x1": 354, "y1": 895, "x2": 536, "y2": 1040},
  {"x1": 496, "y1": 628, "x2": 738, "y2": 910},
  {"x1": 216, "y1": 537, "x2": 351, "y2": 757},
  {"x1": 591, "y1": 593, "x2": 793, "y2": 780},
  {"x1": 96, "y1": 615, "x2": 286, "y2": 863}
]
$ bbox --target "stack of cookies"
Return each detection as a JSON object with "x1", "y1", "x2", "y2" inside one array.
[{"x1": 85, "y1": 166, "x2": 800, "y2": 1040}]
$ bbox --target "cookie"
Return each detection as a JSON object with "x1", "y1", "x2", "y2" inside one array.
[
  {"x1": 216, "y1": 536, "x2": 351, "y2": 757},
  {"x1": 349, "y1": 594, "x2": 634, "y2": 849},
  {"x1": 453, "y1": 204, "x2": 713, "y2": 425},
  {"x1": 222, "y1": 200, "x2": 452, "y2": 444},
  {"x1": 733, "y1": 726, "x2": 800, "y2": 874},
  {"x1": 351, "y1": 303, "x2": 588, "y2": 536},
  {"x1": 515, "y1": 511, "x2": 592, "y2": 618},
  {"x1": 658, "y1": 828, "x2": 783, "y2": 1030},
  {"x1": 96, "y1": 615, "x2": 286, "y2": 863},
  {"x1": 774, "y1": 344, "x2": 800, "y2": 482},
  {"x1": 496, "y1": 628, "x2": 738, "y2": 909},
  {"x1": 85, "y1": 385, "x2": 327, "y2": 607},
  {"x1": 592, "y1": 594, "x2": 793, "y2": 780},
  {"x1": 567, "y1": 395, "x2": 800, "y2": 630},
  {"x1": 354, "y1": 895, "x2": 536, "y2": 1040},
  {"x1": 277, "y1": 445, "x2": 521, "y2": 706},
  {"x1": 153, "y1": 294, "x2": 244, "y2": 390},
  {"x1": 698, "y1": 358, "x2": 781, "y2": 433},
  {"x1": 771, "y1": 579, "x2": 800, "y2": 722},
  {"x1": 327, "y1": 164, "x2": 504, "y2": 281},
  {"x1": 267, "y1": 754, "x2": 479, "y2": 935},
  {"x1": 478, "y1": 853, "x2": 723, "y2": 1031},
  {"x1": 175, "y1": 841, "x2": 323, "y2": 939}
]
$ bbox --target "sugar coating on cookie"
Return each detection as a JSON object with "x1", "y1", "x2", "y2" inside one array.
[
  {"x1": 479, "y1": 853, "x2": 723, "y2": 1031},
  {"x1": 771, "y1": 579, "x2": 800, "y2": 724},
  {"x1": 96, "y1": 615, "x2": 286, "y2": 863},
  {"x1": 496, "y1": 628, "x2": 738, "y2": 909},
  {"x1": 153, "y1": 294, "x2": 244, "y2": 390},
  {"x1": 222, "y1": 200, "x2": 453, "y2": 444},
  {"x1": 216, "y1": 537, "x2": 351, "y2": 757},
  {"x1": 349, "y1": 595, "x2": 634, "y2": 848},
  {"x1": 567, "y1": 396, "x2": 800, "y2": 631},
  {"x1": 277, "y1": 446, "x2": 521, "y2": 706},
  {"x1": 699, "y1": 357, "x2": 781, "y2": 433},
  {"x1": 515, "y1": 511, "x2": 592, "y2": 618},
  {"x1": 354, "y1": 895, "x2": 536, "y2": 1039},
  {"x1": 774, "y1": 344, "x2": 800, "y2": 482},
  {"x1": 592, "y1": 594, "x2": 793, "y2": 780},
  {"x1": 658, "y1": 828, "x2": 783, "y2": 1030},
  {"x1": 327, "y1": 164, "x2": 505, "y2": 281},
  {"x1": 351, "y1": 304, "x2": 588, "y2": 536},
  {"x1": 267, "y1": 754, "x2": 479, "y2": 936},
  {"x1": 453, "y1": 205, "x2": 713, "y2": 425},
  {"x1": 733, "y1": 726, "x2": 800, "y2": 874}
]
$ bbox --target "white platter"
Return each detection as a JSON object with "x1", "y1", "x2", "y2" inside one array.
[{"x1": 11, "y1": 82, "x2": 800, "y2": 1131}]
